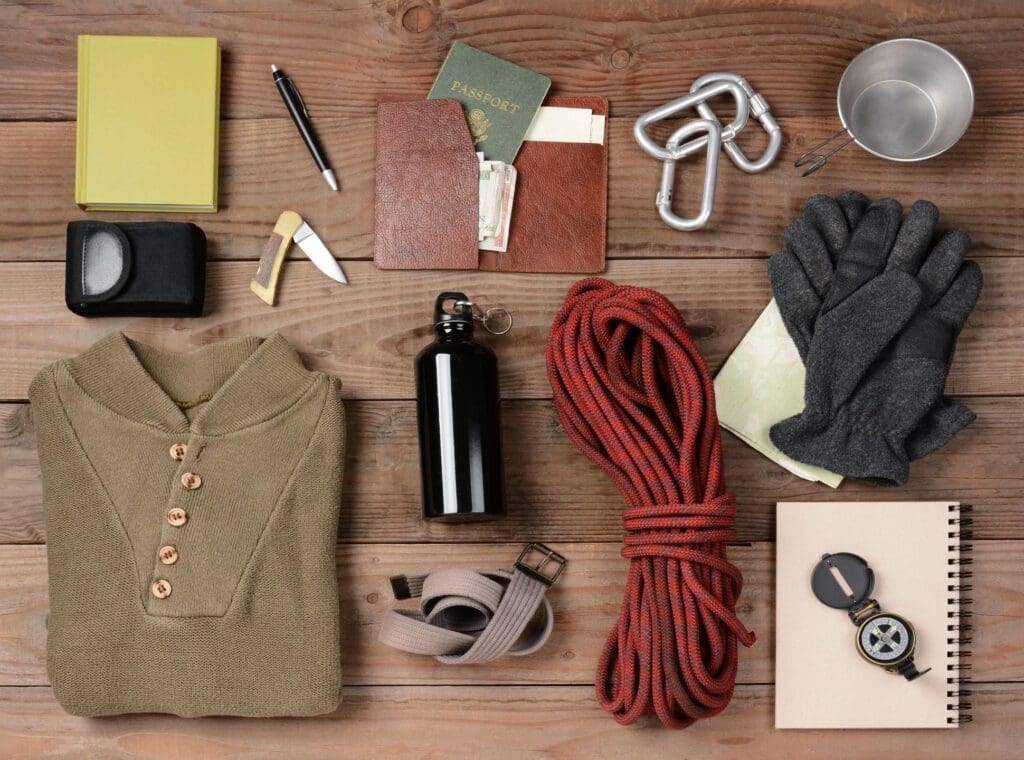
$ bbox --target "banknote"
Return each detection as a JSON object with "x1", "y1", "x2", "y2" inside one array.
[
  {"x1": 478, "y1": 163, "x2": 494, "y2": 237},
  {"x1": 479, "y1": 160, "x2": 507, "y2": 239},
  {"x1": 479, "y1": 163, "x2": 517, "y2": 252}
]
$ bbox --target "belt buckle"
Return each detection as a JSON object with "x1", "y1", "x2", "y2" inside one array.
[{"x1": 515, "y1": 542, "x2": 566, "y2": 586}]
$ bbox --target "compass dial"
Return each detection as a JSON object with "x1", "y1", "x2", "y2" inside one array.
[{"x1": 858, "y1": 614, "x2": 913, "y2": 664}]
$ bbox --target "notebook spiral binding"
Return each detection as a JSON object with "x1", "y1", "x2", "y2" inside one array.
[{"x1": 946, "y1": 503, "x2": 974, "y2": 725}]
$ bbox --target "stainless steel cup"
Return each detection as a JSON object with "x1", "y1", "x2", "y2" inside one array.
[{"x1": 796, "y1": 38, "x2": 974, "y2": 175}]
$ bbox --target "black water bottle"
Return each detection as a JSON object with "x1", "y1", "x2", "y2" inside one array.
[{"x1": 416, "y1": 293, "x2": 505, "y2": 521}]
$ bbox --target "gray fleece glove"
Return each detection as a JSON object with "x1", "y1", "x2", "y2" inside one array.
[
  {"x1": 769, "y1": 192, "x2": 979, "y2": 465},
  {"x1": 768, "y1": 197, "x2": 982, "y2": 485}
]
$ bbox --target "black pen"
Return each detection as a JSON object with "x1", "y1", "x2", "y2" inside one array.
[{"x1": 270, "y1": 64, "x2": 338, "y2": 191}]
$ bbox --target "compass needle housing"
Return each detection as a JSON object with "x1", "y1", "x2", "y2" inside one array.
[{"x1": 812, "y1": 552, "x2": 931, "y2": 682}]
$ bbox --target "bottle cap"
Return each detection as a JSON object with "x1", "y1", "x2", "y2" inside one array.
[{"x1": 434, "y1": 292, "x2": 475, "y2": 328}]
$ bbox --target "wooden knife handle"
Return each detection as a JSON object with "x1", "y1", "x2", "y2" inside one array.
[{"x1": 251, "y1": 211, "x2": 303, "y2": 306}]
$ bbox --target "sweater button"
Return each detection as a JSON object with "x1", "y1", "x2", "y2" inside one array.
[
  {"x1": 181, "y1": 472, "x2": 202, "y2": 490},
  {"x1": 167, "y1": 508, "x2": 188, "y2": 527},
  {"x1": 169, "y1": 443, "x2": 188, "y2": 461},
  {"x1": 151, "y1": 579, "x2": 172, "y2": 599},
  {"x1": 158, "y1": 545, "x2": 179, "y2": 565}
]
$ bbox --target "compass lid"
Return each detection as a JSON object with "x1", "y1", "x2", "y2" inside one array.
[{"x1": 811, "y1": 552, "x2": 875, "y2": 609}]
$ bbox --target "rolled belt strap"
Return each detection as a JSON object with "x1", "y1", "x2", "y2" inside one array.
[{"x1": 378, "y1": 543, "x2": 566, "y2": 664}]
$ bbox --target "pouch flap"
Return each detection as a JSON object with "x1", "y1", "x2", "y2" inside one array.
[
  {"x1": 66, "y1": 221, "x2": 133, "y2": 303},
  {"x1": 373, "y1": 99, "x2": 479, "y2": 270}
]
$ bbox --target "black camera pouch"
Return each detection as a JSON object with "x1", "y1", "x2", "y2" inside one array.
[{"x1": 66, "y1": 221, "x2": 206, "y2": 317}]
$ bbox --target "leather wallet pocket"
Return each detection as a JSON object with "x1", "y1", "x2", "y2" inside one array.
[
  {"x1": 374, "y1": 100, "x2": 479, "y2": 270},
  {"x1": 373, "y1": 96, "x2": 608, "y2": 273},
  {"x1": 479, "y1": 96, "x2": 608, "y2": 273},
  {"x1": 65, "y1": 220, "x2": 206, "y2": 317}
]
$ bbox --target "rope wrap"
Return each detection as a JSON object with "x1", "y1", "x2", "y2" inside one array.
[{"x1": 546, "y1": 278, "x2": 755, "y2": 729}]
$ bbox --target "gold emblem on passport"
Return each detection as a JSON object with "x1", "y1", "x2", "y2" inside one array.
[
  {"x1": 468, "y1": 109, "x2": 491, "y2": 144},
  {"x1": 427, "y1": 43, "x2": 551, "y2": 163}
]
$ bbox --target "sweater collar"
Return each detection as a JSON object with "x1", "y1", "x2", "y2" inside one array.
[{"x1": 64, "y1": 332, "x2": 318, "y2": 434}]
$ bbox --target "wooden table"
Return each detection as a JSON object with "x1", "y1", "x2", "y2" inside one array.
[{"x1": 1, "y1": 1, "x2": 1021, "y2": 757}]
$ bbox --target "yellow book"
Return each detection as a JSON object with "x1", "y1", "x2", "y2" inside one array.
[{"x1": 76, "y1": 35, "x2": 221, "y2": 212}]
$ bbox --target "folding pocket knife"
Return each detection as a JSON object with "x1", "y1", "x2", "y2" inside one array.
[{"x1": 251, "y1": 210, "x2": 348, "y2": 305}]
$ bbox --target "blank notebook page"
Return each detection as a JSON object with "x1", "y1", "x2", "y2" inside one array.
[{"x1": 775, "y1": 501, "x2": 960, "y2": 729}]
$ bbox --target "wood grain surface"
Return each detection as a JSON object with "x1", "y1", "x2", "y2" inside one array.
[
  {"x1": 0, "y1": 1, "x2": 1020, "y2": 757},
  {"x1": 1, "y1": 116, "x2": 1021, "y2": 262},
  {"x1": 0, "y1": 541, "x2": 1020, "y2": 689},
  {"x1": 1, "y1": 259, "x2": 1020, "y2": 401},
  {"x1": 2, "y1": 397, "x2": 1023, "y2": 545},
  {"x1": 2, "y1": 1, "x2": 1023, "y2": 120},
  {"x1": 0, "y1": 683, "x2": 1019, "y2": 759}
]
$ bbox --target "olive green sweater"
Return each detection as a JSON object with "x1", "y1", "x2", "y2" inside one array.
[{"x1": 29, "y1": 333, "x2": 345, "y2": 717}]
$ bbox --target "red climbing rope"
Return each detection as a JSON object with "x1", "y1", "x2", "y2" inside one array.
[{"x1": 546, "y1": 278, "x2": 755, "y2": 729}]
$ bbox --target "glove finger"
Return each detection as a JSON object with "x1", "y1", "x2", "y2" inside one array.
[
  {"x1": 887, "y1": 200, "x2": 939, "y2": 274},
  {"x1": 784, "y1": 219, "x2": 834, "y2": 298},
  {"x1": 768, "y1": 251, "x2": 820, "y2": 361},
  {"x1": 823, "y1": 198, "x2": 903, "y2": 311},
  {"x1": 806, "y1": 270, "x2": 923, "y2": 409},
  {"x1": 837, "y1": 189, "x2": 870, "y2": 230},
  {"x1": 803, "y1": 194, "x2": 850, "y2": 259},
  {"x1": 929, "y1": 259, "x2": 983, "y2": 330},
  {"x1": 917, "y1": 229, "x2": 971, "y2": 304}
]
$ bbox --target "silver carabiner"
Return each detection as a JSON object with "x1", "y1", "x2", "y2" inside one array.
[
  {"x1": 686, "y1": 72, "x2": 782, "y2": 173},
  {"x1": 656, "y1": 119, "x2": 722, "y2": 231},
  {"x1": 634, "y1": 72, "x2": 782, "y2": 231},
  {"x1": 634, "y1": 80, "x2": 749, "y2": 162}
]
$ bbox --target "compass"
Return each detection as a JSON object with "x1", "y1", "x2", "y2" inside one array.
[
  {"x1": 811, "y1": 552, "x2": 930, "y2": 682},
  {"x1": 858, "y1": 614, "x2": 913, "y2": 664}
]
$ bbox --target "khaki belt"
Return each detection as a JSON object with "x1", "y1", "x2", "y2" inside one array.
[{"x1": 378, "y1": 543, "x2": 566, "y2": 664}]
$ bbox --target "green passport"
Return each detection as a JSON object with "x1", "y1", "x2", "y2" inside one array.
[{"x1": 428, "y1": 42, "x2": 551, "y2": 163}]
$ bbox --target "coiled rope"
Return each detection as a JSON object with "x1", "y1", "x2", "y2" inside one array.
[{"x1": 546, "y1": 278, "x2": 755, "y2": 729}]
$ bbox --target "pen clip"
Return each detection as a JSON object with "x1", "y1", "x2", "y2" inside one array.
[{"x1": 285, "y1": 77, "x2": 308, "y2": 118}]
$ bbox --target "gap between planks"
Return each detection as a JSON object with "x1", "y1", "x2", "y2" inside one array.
[{"x1": 1, "y1": 541, "x2": 1019, "y2": 688}]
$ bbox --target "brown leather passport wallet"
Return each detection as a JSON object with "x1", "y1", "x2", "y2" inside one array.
[{"x1": 374, "y1": 96, "x2": 608, "y2": 273}]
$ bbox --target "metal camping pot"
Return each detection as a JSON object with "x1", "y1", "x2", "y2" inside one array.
[{"x1": 796, "y1": 38, "x2": 973, "y2": 175}]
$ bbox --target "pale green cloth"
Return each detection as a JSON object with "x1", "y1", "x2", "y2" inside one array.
[{"x1": 714, "y1": 300, "x2": 843, "y2": 488}]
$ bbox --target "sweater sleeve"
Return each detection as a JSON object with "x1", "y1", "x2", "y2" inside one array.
[
  {"x1": 28, "y1": 363, "x2": 77, "y2": 542},
  {"x1": 287, "y1": 374, "x2": 346, "y2": 545}
]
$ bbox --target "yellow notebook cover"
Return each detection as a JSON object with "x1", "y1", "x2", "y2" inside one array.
[{"x1": 76, "y1": 35, "x2": 221, "y2": 212}]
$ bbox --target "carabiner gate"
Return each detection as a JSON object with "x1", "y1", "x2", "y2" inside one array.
[
  {"x1": 634, "y1": 72, "x2": 783, "y2": 231},
  {"x1": 656, "y1": 119, "x2": 722, "y2": 232}
]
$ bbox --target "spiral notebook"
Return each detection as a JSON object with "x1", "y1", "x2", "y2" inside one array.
[{"x1": 775, "y1": 501, "x2": 972, "y2": 729}]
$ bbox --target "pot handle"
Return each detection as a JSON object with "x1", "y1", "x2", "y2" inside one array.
[{"x1": 794, "y1": 128, "x2": 855, "y2": 176}]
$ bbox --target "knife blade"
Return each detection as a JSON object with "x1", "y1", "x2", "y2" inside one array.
[{"x1": 293, "y1": 221, "x2": 348, "y2": 284}]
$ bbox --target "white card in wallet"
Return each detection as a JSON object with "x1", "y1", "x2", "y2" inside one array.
[{"x1": 524, "y1": 106, "x2": 605, "y2": 144}]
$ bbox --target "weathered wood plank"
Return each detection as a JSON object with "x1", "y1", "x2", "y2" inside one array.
[
  {"x1": 2, "y1": 1, "x2": 1023, "y2": 120},
  {"x1": 2, "y1": 260, "x2": 1015, "y2": 405},
  {"x1": 0, "y1": 2, "x2": 1020, "y2": 757},
  {"x1": 0, "y1": 115, "x2": 1020, "y2": 261},
  {"x1": 0, "y1": 682, "x2": 1016, "y2": 759},
  {"x1": 2, "y1": 397, "x2": 1022, "y2": 545},
  {"x1": 0, "y1": 259, "x2": 1018, "y2": 401},
  {"x1": 0, "y1": 541, "x2": 1015, "y2": 689}
]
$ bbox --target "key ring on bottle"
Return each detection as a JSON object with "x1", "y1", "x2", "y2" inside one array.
[{"x1": 454, "y1": 300, "x2": 513, "y2": 335}]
